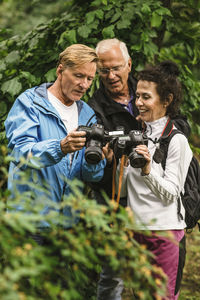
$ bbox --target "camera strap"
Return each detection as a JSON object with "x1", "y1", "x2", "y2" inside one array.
[
  {"x1": 111, "y1": 156, "x2": 117, "y2": 202},
  {"x1": 112, "y1": 154, "x2": 125, "y2": 209}
]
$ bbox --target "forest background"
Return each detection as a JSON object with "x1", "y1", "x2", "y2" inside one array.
[{"x1": 0, "y1": 0, "x2": 200, "y2": 299}]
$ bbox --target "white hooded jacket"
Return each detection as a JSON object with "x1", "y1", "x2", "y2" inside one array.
[{"x1": 117, "y1": 116, "x2": 193, "y2": 230}]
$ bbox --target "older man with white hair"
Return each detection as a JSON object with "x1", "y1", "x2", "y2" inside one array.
[{"x1": 88, "y1": 38, "x2": 141, "y2": 300}]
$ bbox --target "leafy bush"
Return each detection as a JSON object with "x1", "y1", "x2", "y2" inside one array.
[
  {"x1": 0, "y1": 149, "x2": 166, "y2": 299},
  {"x1": 0, "y1": 0, "x2": 200, "y2": 136}
]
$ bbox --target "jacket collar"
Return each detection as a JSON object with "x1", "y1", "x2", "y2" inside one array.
[
  {"x1": 33, "y1": 82, "x2": 83, "y2": 115},
  {"x1": 90, "y1": 73, "x2": 138, "y2": 116}
]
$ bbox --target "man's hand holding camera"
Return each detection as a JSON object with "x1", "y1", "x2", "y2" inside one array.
[
  {"x1": 60, "y1": 128, "x2": 109, "y2": 162},
  {"x1": 60, "y1": 130, "x2": 87, "y2": 155}
]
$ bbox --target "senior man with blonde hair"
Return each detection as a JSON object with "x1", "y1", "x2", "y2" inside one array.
[{"x1": 5, "y1": 44, "x2": 106, "y2": 228}]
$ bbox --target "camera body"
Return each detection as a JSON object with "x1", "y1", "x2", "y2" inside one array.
[
  {"x1": 77, "y1": 124, "x2": 124, "y2": 164},
  {"x1": 112, "y1": 130, "x2": 148, "y2": 168},
  {"x1": 77, "y1": 124, "x2": 148, "y2": 168}
]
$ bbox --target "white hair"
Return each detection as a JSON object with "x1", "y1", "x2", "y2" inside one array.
[{"x1": 96, "y1": 38, "x2": 130, "y2": 63}]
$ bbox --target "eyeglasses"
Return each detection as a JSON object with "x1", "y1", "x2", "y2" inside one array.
[{"x1": 97, "y1": 63, "x2": 127, "y2": 75}]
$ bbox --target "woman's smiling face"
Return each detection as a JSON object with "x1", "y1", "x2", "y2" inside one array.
[{"x1": 136, "y1": 80, "x2": 167, "y2": 122}]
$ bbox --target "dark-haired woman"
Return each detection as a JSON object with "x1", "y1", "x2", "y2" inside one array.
[{"x1": 117, "y1": 61, "x2": 193, "y2": 299}]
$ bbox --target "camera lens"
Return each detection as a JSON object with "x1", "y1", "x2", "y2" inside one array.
[
  {"x1": 85, "y1": 140, "x2": 102, "y2": 164},
  {"x1": 129, "y1": 149, "x2": 146, "y2": 168}
]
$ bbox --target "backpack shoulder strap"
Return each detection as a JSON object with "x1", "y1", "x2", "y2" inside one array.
[
  {"x1": 160, "y1": 130, "x2": 183, "y2": 170},
  {"x1": 158, "y1": 122, "x2": 186, "y2": 224},
  {"x1": 158, "y1": 119, "x2": 184, "y2": 170}
]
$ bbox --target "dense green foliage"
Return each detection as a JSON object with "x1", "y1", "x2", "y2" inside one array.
[
  {"x1": 0, "y1": 146, "x2": 167, "y2": 300},
  {"x1": 0, "y1": 0, "x2": 200, "y2": 136},
  {"x1": 0, "y1": 0, "x2": 67, "y2": 36}
]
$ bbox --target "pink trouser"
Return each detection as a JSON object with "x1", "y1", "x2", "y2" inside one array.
[{"x1": 134, "y1": 230, "x2": 186, "y2": 300}]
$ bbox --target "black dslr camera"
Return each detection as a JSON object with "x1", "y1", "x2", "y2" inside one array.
[
  {"x1": 77, "y1": 124, "x2": 124, "y2": 164},
  {"x1": 111, "y1": 130, "x2": 148, "y2": 168},
  {"x1": 77, "y1": 124, "x2": 148, "y2": 168}
]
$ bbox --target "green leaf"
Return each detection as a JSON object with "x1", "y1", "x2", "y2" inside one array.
[
  {"x1": 151, "y1": 12, "x2": 163, "y2": 27},
  {"x1": 0, "y1": 101, "x2": 7, "y2": 115},
  {"x1": 131, "y1": 44, "x2": 142, "y2": 51},
  {"x1": 86, "y1": 11, "x2": 96, "y2": 24},
  {"x1": 116, "y1": 18, "x2": 131, "y2": 30},
  {"x1": 28, "y1": 36, "x2": 39, "y2": 49},
  {"x1": 0, "y1": 61, "x2": 6, "y2": 71},
  {"x1": 1, "y1": 77, "x2": 22, "y2": 97},
  {"x1": 155, "y1": 7, "x2": 172, "y2": 16},
  {"x1": 91, "y1": 0, "x2": 103, "y2": 6},
  {"x1": 91, "y1": 0, "x2": 108, "y2": 7},
  {"x1": 5, "y1": 51, "x2": 20, "y2": 64},
  {"x1": 110, "y1": 11, "x2": 121, "y2": 23},
  {"x1": 20, "y1": 71, "x2": 37, "y2": 85},
  {"x1": 44, "y1": 68, "x2": 56, "y2": 82},
  {"x1": 105, "y1": 8, "x2": 114, "y2": 20},
  {"x1": 58, "y1": 30, "x2": 77, "y2": 46},
  {"x1": 102, "y1": 25, "x2": 115, "y2": 38},
  {"x1": 184, "y1": 64, "x2": 193, "y2": 75},
  {"x1": 5, "y1": 69, "x2": 17, "y2": 77},
  {"x1": 95, "y1": 9, "x2": 104, "y2": 20},
  {"x1": 88, "y1": 19, "x2": 99, "y2": 30},
  {"x1": 141, "y1": 4, "x2": 151, "y2": 14},
  {"x1": 141, "y1": 32, "x2": 149, "y2": 42},
  {"x1": 66, "y1": 29, "x2": 77, "y2": 44},
  {"x1": 77, "y1": 25, "x2": 91, "y2": 38},
  {"x1": 143, "y1": 42, "x2": 158, "y2": 58}
]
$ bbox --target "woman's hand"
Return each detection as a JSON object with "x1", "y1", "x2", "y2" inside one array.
[
  {"x1": 102, "y1": 143, "x2": 114, "y2": 164},
  {"x1": 135, "y1": 144, "x2": 151, "y2": 175}
]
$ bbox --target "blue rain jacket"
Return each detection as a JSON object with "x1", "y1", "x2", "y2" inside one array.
[{"x1": 5, "y1": 83, "x2": 106, "y2": 219}]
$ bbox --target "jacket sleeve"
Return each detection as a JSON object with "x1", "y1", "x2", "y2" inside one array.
[
  {"x1": 5, "y1": 95, "x2": 65, "y2": 168},
  {"x1": 81, "y1": 157, "x2": 106, "y2": 182},
  {"x1": 143, "y1": 134, "x2": 193, "y2": 205}
]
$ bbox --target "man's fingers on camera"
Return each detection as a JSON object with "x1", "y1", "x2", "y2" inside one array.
[
  {"x1": 61, "y1": 133, "x2": 86, "y2": 154},
  {"x1": 68, "y1": 131, "x2": 86, "y2": 143},
  {"x1": 77, "y1": 131, "x2": 86, "y2": 137},
  {"x1": 71, "y1": 130, "x2": 86, "y2": 138}
]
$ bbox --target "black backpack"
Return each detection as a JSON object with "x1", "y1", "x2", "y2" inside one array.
[{"x1": 153, "y1": 118, "x2": 200, "y2": 232}]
